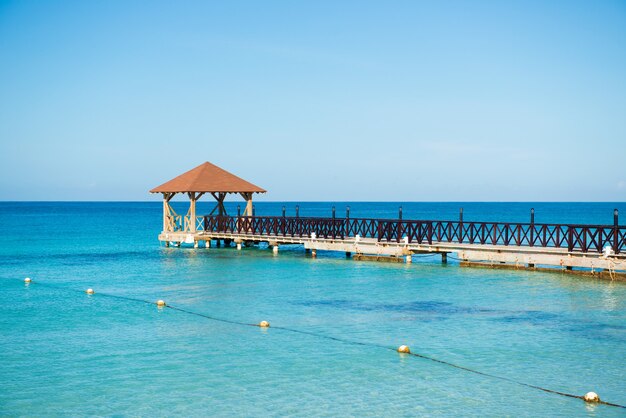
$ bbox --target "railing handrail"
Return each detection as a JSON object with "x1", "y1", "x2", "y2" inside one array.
[
  {"x1": 199, "y1": 214, "x2": 625, "y2": 254},
  {"x1": 200, "y1": 214, "x2": 621, "y2": 228}
]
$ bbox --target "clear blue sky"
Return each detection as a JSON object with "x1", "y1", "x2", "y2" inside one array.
[{"x1": 1, "y1": 0, "x2": 625, "y2": 201}]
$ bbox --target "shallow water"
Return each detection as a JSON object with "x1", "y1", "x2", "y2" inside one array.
[{"x1": 0, "y1": 202, "x2": 625, "y2": 417}]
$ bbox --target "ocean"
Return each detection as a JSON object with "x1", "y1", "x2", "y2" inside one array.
[{"x1": 0, "y1": 202, "x2": 625, "y2": 417}]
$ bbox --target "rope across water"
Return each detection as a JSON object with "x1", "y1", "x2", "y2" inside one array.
[{"x1": 20, "y1": 279, "x2": 626, "y2": 409}]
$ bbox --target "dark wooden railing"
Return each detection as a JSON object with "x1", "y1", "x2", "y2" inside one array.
[{"x1": 202, "y1": 215, "x2": 625, "y2": 254}]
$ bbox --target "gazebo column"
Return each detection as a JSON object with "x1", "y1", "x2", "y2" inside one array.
[
  {"x1": 186, "y1": 192, "x2": 205, "y2": 232},
  {"x1": 240, "y1": 192, "x2": 253, "y2": 216},
  {"x1": 162, "y1": 192, "x2": 176, "y2": 232},
  {"x1": 210, "y1": 192, "x2": 227, "y2": 216}
]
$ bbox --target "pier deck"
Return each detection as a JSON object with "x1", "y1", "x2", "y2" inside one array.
[{"x1": 159, "y1": 215, "x2": 626, "y2": 277}]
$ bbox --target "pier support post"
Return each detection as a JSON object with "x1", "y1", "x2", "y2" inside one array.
[
  {"x1": 237, "y1": 243, "x2": 242, "y2": 250},
  {"x1": 405, "y1": 255, "x2": 412, "y2": 264},
  {"x1": 205, "y1": 240, "x2": 211, "y2": 248},
  {"x1": 273, "y1": 245, "x2": 279, "y2": 254},
  {"x1": 442, "y1": 253, "x2": 448, "y2": 264},
  {"x1": 346, "y1": 252, "x2": 351, "y2": 258},
  {"x1": 194, "y1": 241, "x2": 198, "y2": 248},
  {"x1": 312, "y1": 249, "x2": 317, "y2": 258},
  {"x1": 165, "y1": 241, "x2": 170, "y2": 248}
]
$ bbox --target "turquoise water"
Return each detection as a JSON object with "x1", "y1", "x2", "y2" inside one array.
[{"x1": 1, "y1": 202, "x2": 625, "y2": 417}]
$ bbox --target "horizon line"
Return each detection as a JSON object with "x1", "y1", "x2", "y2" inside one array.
[{"x1": 0, "y1": 200, "x2": 624, "y2": 204}]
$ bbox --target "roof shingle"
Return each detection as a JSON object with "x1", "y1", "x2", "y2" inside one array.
[{"x1": 149, "y1": 162, "x2": 266, "y2": 193}]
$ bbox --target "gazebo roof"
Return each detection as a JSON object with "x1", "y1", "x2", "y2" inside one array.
[{"x1": 149, "y1": 162, "x2": 266, "y2": 194}]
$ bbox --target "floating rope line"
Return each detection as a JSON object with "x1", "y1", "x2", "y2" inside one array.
[{"x1": 19, "y1": 278, "x2": 625, "y2": 409}]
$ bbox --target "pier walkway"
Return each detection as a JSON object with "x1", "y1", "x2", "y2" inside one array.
[{"x1": 159, "y1": 214, "x2": 626, "y2": 277}]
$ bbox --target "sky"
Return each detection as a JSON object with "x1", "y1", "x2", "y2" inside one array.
[{"x1": 0, "y1": 0, "x2": 625, "y2": 202}]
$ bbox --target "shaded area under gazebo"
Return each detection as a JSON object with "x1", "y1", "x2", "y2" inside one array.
[{"x1": 150, "y1": 162, "x2": 266, "y2": 234}]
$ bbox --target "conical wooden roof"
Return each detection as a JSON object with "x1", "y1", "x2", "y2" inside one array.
[{"x1": 150, "y1": 162, "x2": 266, "y2": 193}]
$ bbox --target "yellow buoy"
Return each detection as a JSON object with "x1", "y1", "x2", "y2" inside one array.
[
  {"x1": 397, "y1": 345, "x2": 411, "y2": 354},
  {"x1": 259, "y1": 320, "x2": 270, "y2": 328},
  {"x1": 156, "y1": 300, "x2": 166, "y2": 307},
  {"x1": 583, "y1": 392, "x2": 600, "y2": 403},
  {"x1": 24, "y1": 277, "x2": 31, "y2": 283},
  {"x1": 86, "y1": 288, "x2": 94, "y2": 295}
]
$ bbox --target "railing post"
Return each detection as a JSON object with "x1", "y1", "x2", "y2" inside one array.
[
  {"x1": 418, "y1": 222, "x2": 424, "y2": 244},
  {"x1": 614, "y1": 209, "x2": 620, "y2": 254},
  {"x1": 396, "y1": 221, "x2": 401, "y2": 243},
  {"x1": 340, "y1": 218, "x2": 344, "y2": 240},
  {"x1": 346, "y1": 206, "x2": 350, "y2": 237},
  {"x1": 459, "y1": 207, "x2": 464, "y2": 243},
  {"x1": 504, "y1": 223, "x2": 509, "y2": 246},
  {"x1": 294, "y1": 205, "x2": 299, "y2": 237},
  {"x1": 428, "y1": 222, "x2": 433, "y2": 244},
  {"x1": 332, "y1": 206, "x2": 336, "y2": 239},
  {"x1": 479, "y1": 222, "x2": 486, "y2": 244},
  {"x1": 397, "y1": 206, "x2": 403, "y2": 243},
  {"x1": 282, "y1": 206, "x2": 286, "y2": 236},
  {"x1": 530, "y1": 208, "x2": 535, "y2": 247},
  {"x1": 203, "y1": 216, "x2": 208, "y2": 231},
  {"x1": 568, "y1": 227, "x2": 574, "y2": 252}
]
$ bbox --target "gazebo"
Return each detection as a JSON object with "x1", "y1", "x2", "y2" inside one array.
[{"x1": 150, "y1": 162, "x2": 266, "y2": 235}]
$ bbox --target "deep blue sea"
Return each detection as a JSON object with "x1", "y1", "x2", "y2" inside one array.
[{"x1": 1, "y1": 202, "x2": 625, "y2": 417}]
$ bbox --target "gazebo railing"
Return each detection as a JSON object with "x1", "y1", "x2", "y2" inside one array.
[
  {"x1": 166, "y1": 215, "x2": 184, "y2": 232},
  {"x1": 202, "y1": 215, "x2": 346, "y2": 239},
  {"x1": 200, "y1": 215, "x2": 625, "y2": 254}
]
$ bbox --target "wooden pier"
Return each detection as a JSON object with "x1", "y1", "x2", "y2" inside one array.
[
  {"x1": 159, "y1": 214, "x2": 626, "y2": 277},
  {"x1": 151, "y1": 163, "x2": 626, "y2": 279}
]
